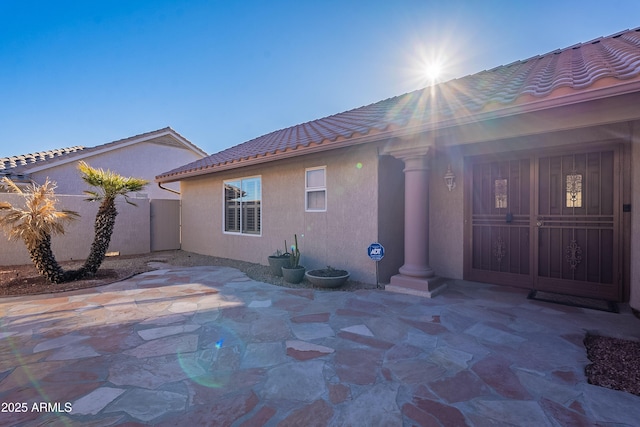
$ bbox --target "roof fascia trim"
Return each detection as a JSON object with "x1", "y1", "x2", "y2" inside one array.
[
  {"x1": 410, "y1": 78, "x2": 640, "y2": 135},
  {"x1": 157, "y1": 78, "x2": 640, "y2": 183},
  {"x1": 156, "y1": 131, "x2": 394, "y2": 183}
]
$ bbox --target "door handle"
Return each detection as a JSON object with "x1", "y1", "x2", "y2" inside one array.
[{"x1": 536, "y1": 219, "x2": 544, "y2": 227}]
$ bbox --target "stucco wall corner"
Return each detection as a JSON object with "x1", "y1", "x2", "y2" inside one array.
[{"x1": 630, "y1": 130, "x2": 640, "y2": 311}]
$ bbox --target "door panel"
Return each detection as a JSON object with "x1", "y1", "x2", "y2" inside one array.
[
  {"x1": 467, "y1": 158, "x2": 532, "y2": 288},
  {"x1": 466, "y1": 146, "x2": 621, "y2": 300},
  {"x1": 535, "y1": 150, "x2": 618, "y2": 299}
]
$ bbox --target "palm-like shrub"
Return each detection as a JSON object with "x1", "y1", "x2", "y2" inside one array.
[
  {"x1": 75, "y1": 161, "x2": 148, "y2": 277},
  {"x1": 0, "y1": 178, "x2": 79, "y2": 283}
]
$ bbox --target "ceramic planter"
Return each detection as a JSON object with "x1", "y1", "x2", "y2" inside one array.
[
  {"x1": 267, "y1": 255, "x2": 291, "y2": 276},
  {"x1": 282, "y1": 266, "x2": 306, "y2": 284},
  {"x1": 305, "y1": 269, "x2": 350, "y2": 288}
]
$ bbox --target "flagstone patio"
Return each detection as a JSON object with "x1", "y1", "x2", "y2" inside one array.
[{"x1": 1, "y1": 264, "x2": 639, "y2": 426}]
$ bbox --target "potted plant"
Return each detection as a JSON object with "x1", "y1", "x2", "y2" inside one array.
[
  {"x1": 267, "y1": 241, "x2": 291, "y2": 277},
  {"x1": 281, "y1": 234, "x2": 305, "y2": 284},
  {"x1": 306, "y1": 266, "x2": 350, "y2": 288}
]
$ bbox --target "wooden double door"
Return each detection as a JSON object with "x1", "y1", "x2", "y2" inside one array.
[{"x1": 465, "y1": 145, "x2": 621, "y2": 301}]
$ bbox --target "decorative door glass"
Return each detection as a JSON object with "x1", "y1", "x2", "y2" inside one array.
[
  {"x1": 495, "y1": 179, "x2": 508, "y2": 209},
  {"x1": 566, "y1": 172, "x2": 582, "y2": 208}
]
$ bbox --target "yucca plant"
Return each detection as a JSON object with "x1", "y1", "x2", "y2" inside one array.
[
  {"x1": 74, "y1": 161, "x2": 148, "y2": 278},
  {"x1": 69, "y1": 161, "x2": 149, "y2": 278},
  {"x1": 0, "y1": 177, "x2": 79, "y2": 283}
]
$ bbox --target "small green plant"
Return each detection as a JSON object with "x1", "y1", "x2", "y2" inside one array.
[{"x1": 289, "y1": 234, "x2": 301, "y2": 268}]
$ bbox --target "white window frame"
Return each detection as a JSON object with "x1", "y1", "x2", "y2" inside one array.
[
  {"x1": 223, "y1": 175, "x2": 262, "y2": 236},
  {"x1": 305, "y1": 166, "x2": 327, "y2": 212}
]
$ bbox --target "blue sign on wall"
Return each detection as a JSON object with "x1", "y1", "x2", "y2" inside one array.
[{"x1": 367, "y1": 242, "x2": 385, "y2": 261}]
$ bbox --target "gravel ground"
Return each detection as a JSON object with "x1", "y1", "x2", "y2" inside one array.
[
  {"x1": 585, "y1": 334, "x2": 640, "y2": 396},
  {"x1": 0, "y1": 249, "x2": 376, "y2": 296},
  {"x1": 150, "y1": 250, "x2": 377, "y2": 292}
]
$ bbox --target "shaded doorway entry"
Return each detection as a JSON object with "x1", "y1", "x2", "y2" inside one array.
[{"x1": 465, "y1": 144, "x2": 622, "y2": 301}]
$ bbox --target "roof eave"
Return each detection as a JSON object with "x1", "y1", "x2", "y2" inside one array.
[
  {"x1": 157, "y1": 77, "x2": 640, "y2": 183},
  {"x1": 155, "y1": 132, "x2": 383, "y2": 183},
  {"x1": 435, "y1": 78, "x2": 640, "y2": 130}
]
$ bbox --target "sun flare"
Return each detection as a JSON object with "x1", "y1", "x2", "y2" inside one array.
[
  {"x1": 404, "y1": 34, "x2": 462, "y2": 90},
  {"x1": 423, "y1": 62, "x2": 443, "y2": 83},
  {"x1": 408, "y1": 46, "x2": 452, "y2": 88}
]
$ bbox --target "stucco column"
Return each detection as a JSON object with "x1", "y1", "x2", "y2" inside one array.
[
  {"x1": 385, "y1": 150, "x2": 447, "y2": 298},
  {"x1": 398, "y1": 154, "x2": 434, "y2": 278}
]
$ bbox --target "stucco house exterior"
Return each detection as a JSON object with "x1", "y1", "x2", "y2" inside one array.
[
  {"x1": 1, "y1": 127, "x2": 207, "y2": 199},
  {"x1": 0, "y1": 127, "x2": 207, "y2": 265},
  {"x1": 157, "y1": 28, "x2": 640, "y2": 311}
]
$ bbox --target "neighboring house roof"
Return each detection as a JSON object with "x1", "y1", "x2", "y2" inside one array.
[
  {"x1": 2, "y1": 127, "x2": 207, "y2": 183},
  {"x1": 157, "y1": 27, "x2": 640, "y2": 183},
  {"x1": 1, "y1": 146, "x2": 86, "y2": 182}
]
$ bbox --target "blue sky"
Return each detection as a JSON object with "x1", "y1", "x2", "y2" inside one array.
[{"x1": 1, "y1": 1, "x2": 639, "y2": 157}]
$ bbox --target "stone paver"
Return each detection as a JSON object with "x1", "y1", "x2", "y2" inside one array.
[
  {"x1": 72, "y1": 387, "x2": 126, "y2": 415},
  {"x1": 0, "y1": 264, "x2": 639, "y2": 426}
]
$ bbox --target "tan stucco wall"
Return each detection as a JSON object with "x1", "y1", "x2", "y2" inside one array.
[
  {"x1": 630, "y1": 124, "x2": 640, "y2": 311},
  {"x1": 31, "y1": 142, "x2": 202, "y2": 199},
  {"x1": 180, "y1": 145, "x2": 383, "y2": 283},
  {"x1": 0, "y1": 194, "x2": 150, "y2": 266},
  {"x1": 377, "y1": 155, "x2": 405, "y2": 283},
  {"x1": 429, "y1": 149, "x2": 465, "y2": 280}
]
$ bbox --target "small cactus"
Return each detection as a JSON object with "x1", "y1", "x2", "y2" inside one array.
[{"x1": 289, "y1": 234, "x2": 301, "y2": 268}]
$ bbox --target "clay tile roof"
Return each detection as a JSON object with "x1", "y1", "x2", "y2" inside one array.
[
  {"x1": 157, "y1": 27, "x2": 640, "y2": 182},
  {"x1": 1, "y1": 146, "x2": 86, "y2": 171}
]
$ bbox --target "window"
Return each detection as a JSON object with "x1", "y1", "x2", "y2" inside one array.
[
  {"x1": 566, "y1": 173, "x2": 582, "y2": 208},
  {"x1": 224, "y1": 176, "x2": 261, "y2": 235},
  {"x1": 494, "y1": 179, "x2": 508, "y2": 209},
  {"x1": 305, "y1": 167, "x2": 326, "y2": 211}
]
